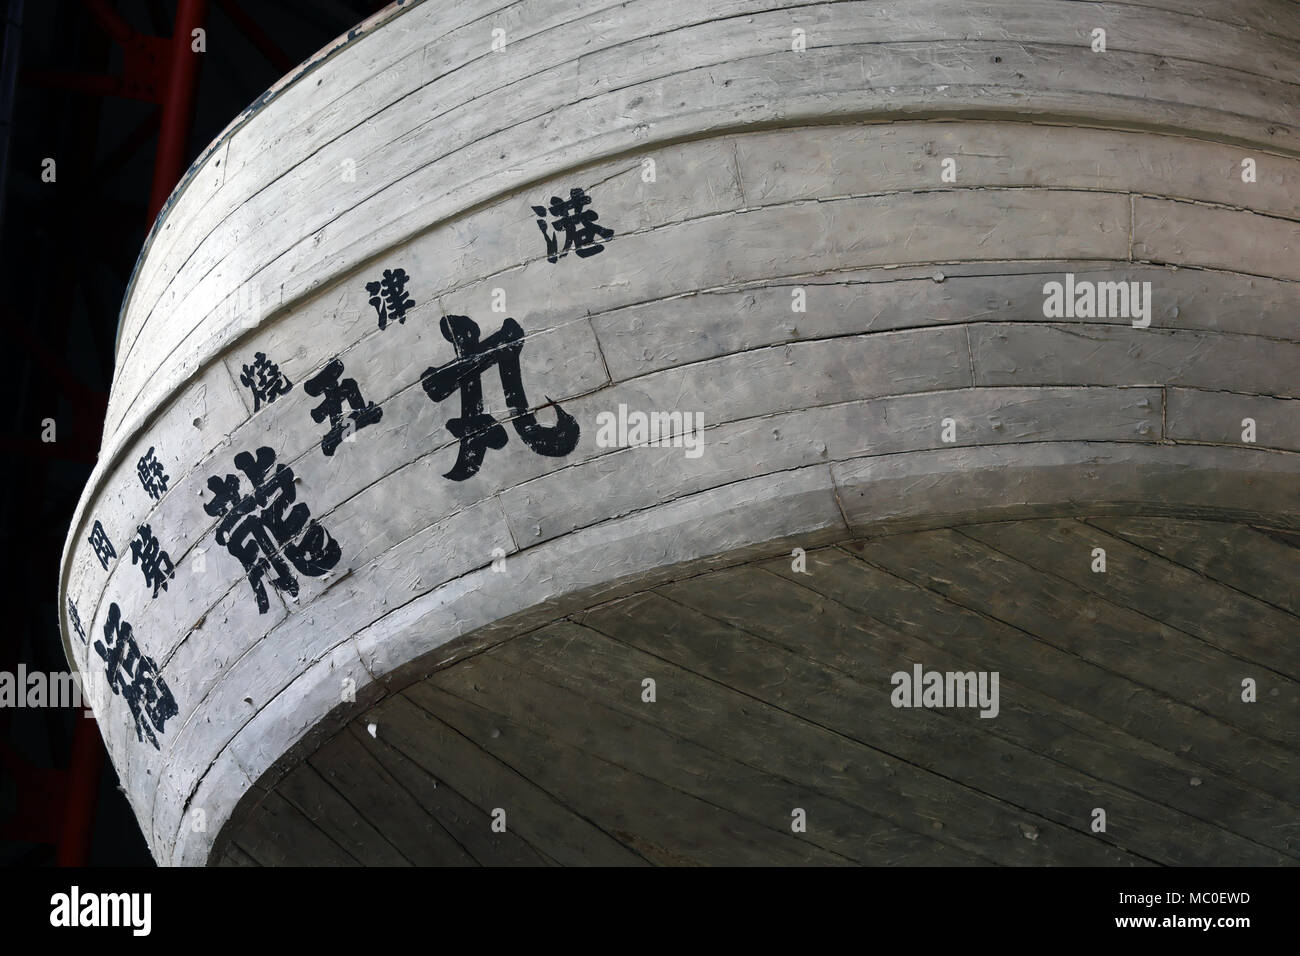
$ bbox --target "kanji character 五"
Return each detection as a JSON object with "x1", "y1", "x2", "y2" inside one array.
[{"x1": 303, "y1": 359, "x2": 383, "y2": 456}]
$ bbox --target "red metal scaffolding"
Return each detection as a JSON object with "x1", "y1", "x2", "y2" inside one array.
[{"x1": 13, "y1": 0, "x2": 210, "y2": 865}]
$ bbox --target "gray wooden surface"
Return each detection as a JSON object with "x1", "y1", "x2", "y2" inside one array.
[
  {"x1": 226, "y1": 516, "x2": 1299, "y2": 866},
  {"x1": 55, "y1": 0, "x2": 1300, "y2": 864}
]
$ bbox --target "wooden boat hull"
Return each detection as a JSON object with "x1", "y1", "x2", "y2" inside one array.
[{"x1": 60, "y1": 0, "x2": 1300, "y2": 864}]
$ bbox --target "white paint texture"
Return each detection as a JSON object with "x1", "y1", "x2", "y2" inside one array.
[{"x1": 58, "y1": 0, "x2": 1300, "y2": 863}]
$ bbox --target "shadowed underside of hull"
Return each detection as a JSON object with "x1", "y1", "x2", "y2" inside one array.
[
  {"x1": 225, "y1": 517, "x2": 1300, "y2": 867},
  {"x1": 58, "y1": 0, "x2": 1300, "y2": 865}
]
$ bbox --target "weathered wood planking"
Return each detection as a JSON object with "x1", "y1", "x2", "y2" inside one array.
[
  {"x1": 274, "y1": 761, "x2": 412, "y2": 866},
  {"x1": 225, "y1": 790, "x2": 359, "y2": 867},
  {"x1": 499, "y1": 386, "x2": 1164, "y2": 544},
  {"x1": 956, "y1": 519, "x2": 1300, "y2": 679},
  {"x1": 832, "y1": 443, "x2": 1300, "y2": 535},
  {"x1": 228, "y1": 514, "x2": 1298, "y2": 864},
  {"x1": 733, "y1": 123, "x2": 1300, "y2": 218},
  {"x1": 970, "y1": 324, "x2": 1300, "y2": 398},
  {"x1": 405, "y1": 680, "x2": 856, "y2": 865},
  {"x1": 56, "y1": 0, "x2": 1300, "y2": 864},
  {"x1": 592, "y1": 262, "x2": 1300, "y2": 379},
  {"x1": 111, "y1": 58, "x2": 1300, "y2": 444},
  {"x1": 848, "y1": 529, "x2": 1299, "y2": 750},
  {"x1": 361, "y1": 695, "x2": 647, "y2": 865},
  {"x1": 435, "y1": 617, "x2": 1123, "y2": 864},
  {"x1": 506, "y1": 620, "x2": 1004, "y2": 864},
  {"x1": 1133, "y1": 198, "x2": 1300, "y2": 280},
  {"x1": 217, "y1": 843, "x2": 258, "y2": 867},
  {"x1": 422, "y1": 651, "x2": 977, "y2": 864},
  {"x1": 76, "y1": 170, "x2": 1296, "y2": 659},
  {"x1": 111, "y1": 0, "x2": 1300, "y2": 395},
  {"x1": 78, "y1": 261, "x2": 1289, "y2": 738},
  {"x1": 338, "y1": 722, "x2": 546, "y2": 866},
  {"x1": 105, "y1": 184, "x2": 1136, "y2": 447},
  {"x1": 653, "y1": 566, "x2": 1292, "y2": 863},
  {"x1": 760, "y1": 546, "x2": 1300, "y2": 849},
  {"x1": 1126, "y1": 0, "x2": 1300, "y2": 39},
  {"x1": 1166, "y1": 388, "x2": 1300, "y2": 452},
  {"x1": 109, "y1": 156, "x2": 1300, "y2": 455},
  {"x1": 1088, "y1": 516, "x2": 1300, "y2": 617},
  {"x1": 146, "y1": 465, "x2": 846, "y2": 857}
]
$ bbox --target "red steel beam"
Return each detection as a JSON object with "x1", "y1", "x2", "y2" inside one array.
[
  {"x1": 0, "y1": 740, "x2": 66, "y2": 845},
  {"x1": 147, "y1": 0, "x2": 209, "y2": 224},
  {"x1": 54, "y1": 714, "x2": 103, "y2": 866},
  {"x1": 15, "y1": 0, "x2": 209, "y2": 864}
]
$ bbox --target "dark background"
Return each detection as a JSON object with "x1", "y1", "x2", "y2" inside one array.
[{"x1": 0, "y1": 0, "x2": 390, "y2": 866}]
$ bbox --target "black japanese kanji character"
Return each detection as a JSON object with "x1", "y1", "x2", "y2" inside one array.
[
  {"x1": 204, "y1": 446, "x2": 341, "y2": 613},
  {"x1": 129, "y1": 523, "x2": 176, "y2": 599},
  {"x1": 421, "y1": 314, "x2": 579, "y2": 480},
  {"x1": 67, "y1": 597, "x2": 86, "y2": 643},
  {"x1": 303, "y1": 359, "x2": 383, "y2": 456},
  {"x1": 531, "y1": 187, "x2": 614, "y2": 263},
  {"x1": 365, "y1": 268, "x2": 416, "y2": 330},
  {"x1": 136, "y1": 446, "x2": 170, "y2": 500},
  {"x1": 239, "y1": 351, "x2": 293, "y2": 412},
  {"x1": 94, "y1": 602, "x2": 178, "y2": 750},
  {"x1": 88, "y1": 520, "x2": 116, "y2": 570}
]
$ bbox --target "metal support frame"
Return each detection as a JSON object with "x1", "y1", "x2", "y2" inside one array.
[
  {"x1": 9, "y1": 0, "x2": 211, "y2": 866},
  {"x1": 147, "y1": 0, "x2": 206, "y2": 222},
  {"x1": 5, "y1": 0, "x2": 383, "y2": 869},
  {"x1": 23, "y1": 0, "x2": 209, "y2": 226}
]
